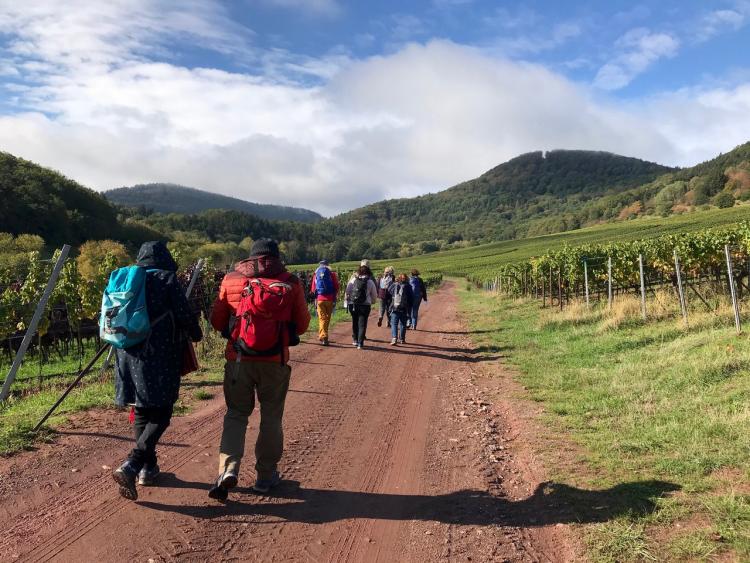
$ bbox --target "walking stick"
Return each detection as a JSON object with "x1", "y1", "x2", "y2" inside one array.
[{"x1": 33, "y1": 260, "x2": 206, "y2": 432}]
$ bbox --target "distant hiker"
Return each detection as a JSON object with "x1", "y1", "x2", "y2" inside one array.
[
  {"x1": 110, "y1": 241, "x2": 203, "y2": 501},
  {"x1": 208, "y1": 239, "x2": 310, "y2": 500},
  {"x1": 310, "y1": 259, "x2": 339, "y2": 346},
  {"x1": 408, "y1": 269, "x2": 428, "y2": 330},
  {"x1": 388, "y1": 273, "x2": 414, "y2": 345},
  {"x1": 345, "y1": 264, "x2": 378, "y2": 349},
  {"x1": 377, "y1": 266, "x2": 395, "y2": 327}
]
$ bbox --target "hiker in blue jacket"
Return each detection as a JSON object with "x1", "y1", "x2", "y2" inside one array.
[
  {"x1": 387, "y1": 273, "x2": 414, "y2": 345},
  {"x1": 111, "y1": 241, "x2": 203, "y2": 500},
  {"x1": 407, "y1": 269, "x2": 428, "y2": 330}
]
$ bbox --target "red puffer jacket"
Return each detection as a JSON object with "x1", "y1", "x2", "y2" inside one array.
[{"x1": 210, "y1": 257, "x2": 310, "y2": 364}]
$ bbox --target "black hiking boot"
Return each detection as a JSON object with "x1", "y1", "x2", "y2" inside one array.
[
  {"x1": 208, "y1": 470, "x2": 238, "y2": 502},
  {"x1": 252, "y1": 471, "x2": 281, "y2": 494},
  {"x1": 112, "y1": 462, "x2": 139, "y2": 501},
  {"x1": 138, "y1": 464, "x2": 160, "y2": 486}
]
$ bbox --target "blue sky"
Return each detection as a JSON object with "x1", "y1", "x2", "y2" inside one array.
[{"x1": 0, "y1": 0, "x2": 749, "y2": 215}]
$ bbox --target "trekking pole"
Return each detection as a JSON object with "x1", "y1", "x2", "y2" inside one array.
[
  {"x1": 186, "y1": 259, "x2": 205, "y2": 299},
  {"x1": 33, "y1": 260, "x2": 206, "y2": 432},
  {"x1": 33, "y1": 343, "x2": 110, "y2": 431}
]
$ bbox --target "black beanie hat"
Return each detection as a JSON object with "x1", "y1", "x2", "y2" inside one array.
[{"x1": 250, "y1": 238, "x2": 280, "y2": 258}]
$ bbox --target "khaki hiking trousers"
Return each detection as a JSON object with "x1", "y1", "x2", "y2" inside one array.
[{"x1": 218, "y1": 360, "x2": 291, "y2": 480}]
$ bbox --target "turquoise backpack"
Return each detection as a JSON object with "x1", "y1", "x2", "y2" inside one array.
[{"x1": 99, "y1": 266, "x2": 151, "y2": 349}]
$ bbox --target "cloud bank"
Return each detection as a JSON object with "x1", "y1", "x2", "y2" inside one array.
[{"x1": 0, "y1": 2, "x2": 749, "y2": 216}]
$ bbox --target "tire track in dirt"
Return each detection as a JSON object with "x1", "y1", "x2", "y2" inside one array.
[{"x1": 0, "y1": 283, "x2": 574, "y2": 562}]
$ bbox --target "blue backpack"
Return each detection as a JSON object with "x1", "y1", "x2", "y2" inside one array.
[
  {"x1": 315, "y1": 266, "x2": 334, "y2": 296},
  {"x1": 409, "y1": 276, "x2": 422, "y2": 300},
  {"x1": 99, "y1": 266, "x2": 152, "y2": 349}
]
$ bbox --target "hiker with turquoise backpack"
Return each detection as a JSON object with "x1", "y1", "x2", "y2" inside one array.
[
  {"x1": 105, "y1": 241, "x2": 203, "y2": 500},
  {"x1": 407, "y1": 269, "x2": 428, "y2": 330}
]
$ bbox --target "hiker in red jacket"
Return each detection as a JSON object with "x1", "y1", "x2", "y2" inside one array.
[
  {"x1": 208, "y1": 239, "x2": 310, "y2": 500},
  {"x1": 309, "y1": 259, "x2": 339, "y2": 346}
]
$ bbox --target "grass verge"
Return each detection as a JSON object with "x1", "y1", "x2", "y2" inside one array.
[
  {"x1": 0, "y1": 328, "x2": 226, "y2": 456},
  {"x1": 457, "y1": 283, "x2": 749, "y2": 562}
]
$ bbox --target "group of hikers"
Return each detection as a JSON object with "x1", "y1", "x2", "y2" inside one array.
[
  {"x1": 310, "y1": 259, "x2": 428, "y2": 349},
  {"x1": 106, "y1": 239, "x2": 428, "y2": 502}
]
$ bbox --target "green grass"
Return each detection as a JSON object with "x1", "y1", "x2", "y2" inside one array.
[
  {"x1": 457, "y1": 284, "x2": 750, "y2": 561},
  {"x1": 0, "y1": 340, "x2": 103, "y2": 394},
  {"x1": 0, "y1": 329, "x2": 227, "y2": 456},
  {"x1": 305, "y1": 301, "x2": 352, "y2": 338},
  {"x1": 0, "y1": 377, "x2": 114, "y2": 455},
  {"x1": 193, "y1": 389, "x2": 214, "y2": 401}
]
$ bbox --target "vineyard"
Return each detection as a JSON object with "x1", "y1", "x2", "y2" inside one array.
[
  {"x1": 0, "y1": 249, "x2": 440, "y2": 400},
  {"x1": 472, "y1": 221, "x2": 750, "y2": 329},
  {"x1": 0, "y1": 249, "x2": 223, "y2": 398},
  {"x1": 393, "y1": 204, "x2": 750, "y2": 280}
]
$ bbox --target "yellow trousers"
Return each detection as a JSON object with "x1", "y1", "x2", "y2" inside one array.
[{"x1": 316, "y1": 300, "x2": 334, "y2": 340}]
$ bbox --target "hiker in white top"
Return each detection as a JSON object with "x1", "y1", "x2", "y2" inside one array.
[
  {"x1": 377, "y1": 266, "x2": 395, "y2": 328},
  {"x1": 344, "y1": 264, "x2": 378, "y2": 350}
]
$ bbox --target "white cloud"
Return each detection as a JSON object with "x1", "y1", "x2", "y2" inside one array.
[
  {"x1": 694, "y1": 4, "x2": 749, "y2": 42},
  {"x1": 258, "y1": 0, "x2": 341, "y2": 17},
  {"x1": 0, "y1": 0, "x2": 251, "y2": 69},
  {"x1": 1, "y1": 3, "x2": 750, "y2": 217},
  {"x1": 594, "y1": 28, "x2": 680, "y2": 90},
  {"x1": 491, "y1": 21, "x2": 583, "y2": 56}
]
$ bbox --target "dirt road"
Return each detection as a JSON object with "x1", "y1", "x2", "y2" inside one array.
[{"x1": 0, "y1": 283, "x2": 574, "y2": 562}]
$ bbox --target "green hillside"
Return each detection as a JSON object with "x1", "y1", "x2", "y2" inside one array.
[
  {"x1": 4, "y1": 141, "x2": 750, "y2": 266},
  {"x1": 105, "y1": 183, "x2": 322, "y2": 223},
  {"x1": 303, "y1": 204, "x2": 750, "y2": 278},
  {"x1": 323, "y1": 150, "x2": 675, "y2": 244},
  {"x1": 0, "y1": 152, "x2": 160, "y2": 248}
]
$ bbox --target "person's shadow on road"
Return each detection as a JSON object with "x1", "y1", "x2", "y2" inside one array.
[{"x1": 138, "y1": 478, "x2": 680, "y2": 528}]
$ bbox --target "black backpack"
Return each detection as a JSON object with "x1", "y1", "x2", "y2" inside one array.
[
  {"x1": 392, "y1": 283, "x2": 407, "y2": 311},
  {"x1": 351, "y1": 277, "x2": 368, "y2": 304}
]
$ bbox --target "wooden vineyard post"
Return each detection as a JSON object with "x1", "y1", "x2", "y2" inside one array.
[
  {"x1": 607, "y1": 256, "x2": 613, "y2": 310},
  {"x1": 549, "y1": 268, "x2": 554, "y2": 306},
  {"x1": 673, "y1": 250, "x2": 688, "y2": 326},
  {"x1": 583, "y1": 258, "x2": 590, "y2": 308},
  {"x1": 542, "y1": 269, "x2": 546, "y2": 307},
  {"x1": 725, "y1": 245, "x2": 742, "y2": 334},
  {"x1": 638, "y1": 254, "x2": 647, "y2": 320},
  {"x1": 0, "y1": 244, "x2": 71, "y2": 402},
  {"x1": 558, "y1": 269, "x2": 563, "y2": 311}
]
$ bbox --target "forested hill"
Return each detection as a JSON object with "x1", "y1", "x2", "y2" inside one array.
[
  {"x1": 4, "y1": 143, "x2": 750, "y2": 264},
  {"x1": 105, "y1": 184, "x2": 322, "y2": 223},
  {"x1": 0, "y1": 152, "x2": 160, "y2": 248},
  {"x1": 324, "y1": 150, "x2": 676, "y2": 244}
]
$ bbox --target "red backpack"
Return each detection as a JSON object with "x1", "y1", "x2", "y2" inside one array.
[{"x1": 230, "y1": 273, "x2": 296, "y2": 359}]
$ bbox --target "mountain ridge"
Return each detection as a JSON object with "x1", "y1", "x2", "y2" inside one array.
[
  {"x1": 104, "y1": 183, "x2": 323, "y2": 223},
  {"x1": 3, "y1": 143, "x2": 749, "y2": 263}
]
